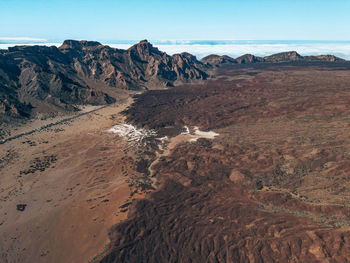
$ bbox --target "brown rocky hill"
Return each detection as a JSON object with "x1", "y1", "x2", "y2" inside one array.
[{"x1": 0, "y1": 40, "x2": 208, "y2": 120}]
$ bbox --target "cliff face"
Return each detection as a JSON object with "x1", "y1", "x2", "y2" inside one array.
[{"x1": 0, "y1": 40, "x2": 208, "y2": 119}]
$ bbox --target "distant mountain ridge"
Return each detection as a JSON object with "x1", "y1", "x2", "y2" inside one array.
[
  {"x1": 0, "y1": 40, "x2": 346, "y2": 120},
  {"x1": 202, "y1": 51, "x2": 345, "y2": 66}
]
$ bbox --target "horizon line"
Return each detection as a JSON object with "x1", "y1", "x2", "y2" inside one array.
[{"x1": 2, "y1": 38, "x2": 350, "y2": 43}]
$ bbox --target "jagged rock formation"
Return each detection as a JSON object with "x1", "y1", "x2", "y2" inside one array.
[
  {"x1": 202, "y1": 51, "x2": 345, "y2": 67},
  {"x1": 0, "y1": 40, "x2": 207, "y2": 119}
]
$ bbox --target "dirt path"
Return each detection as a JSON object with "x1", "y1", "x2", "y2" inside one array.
[{"x1": 1, "y1": 105, "x2": 109, "y2": 145}]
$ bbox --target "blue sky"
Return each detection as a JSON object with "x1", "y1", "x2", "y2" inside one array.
[{"x1": 1, "y1": 0, "x2": 350, "y2": 41}]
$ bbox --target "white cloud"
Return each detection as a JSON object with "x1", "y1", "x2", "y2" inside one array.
[
  {"x1": 109, "y1": 44, "x2": 135, "y2": 50},
  {"x1": 0, "y1": 37, "x2": 48, "y2": 42}
]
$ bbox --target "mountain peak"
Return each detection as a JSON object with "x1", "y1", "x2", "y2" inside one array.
[
  {"x1": 176, "y1": 52, "x2": 198, "y2": 60},
  {"x1": 129, "y1": 39, "x2": 153, "y2": 49},
  {"x1": 128, "y1": 39, "x2": 164, "y2": 58},
  {"x1": 139, "y1": 39, "x2": 151, "y2": 44}
]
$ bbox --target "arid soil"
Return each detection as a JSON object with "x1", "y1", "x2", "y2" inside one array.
[
  {"x1": 99, "y1": 64, "x2": 350, "y2": 262},
  {"x1": 0, "y1": 97, "x2": 157, "y2": 263}
]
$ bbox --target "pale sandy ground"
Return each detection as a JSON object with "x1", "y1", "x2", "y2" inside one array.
[{"x1": 0, "y1": 98, "x2": 148, "y2": 263}]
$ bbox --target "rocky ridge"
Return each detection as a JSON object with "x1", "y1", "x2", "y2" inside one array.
[
  {"x1": 0, "y1": 40, "x2": 207, "y2": 120},
  {"x1": 202, "y1": 51, "x2": 345, "y2": 66},
  {"x1": 1, "y1": 40, "x2": 346, "y2": 121}
]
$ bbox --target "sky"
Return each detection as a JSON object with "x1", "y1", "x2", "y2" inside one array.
[{"x1": 1, "y1": 0, "x2": 350, "y2": 41}]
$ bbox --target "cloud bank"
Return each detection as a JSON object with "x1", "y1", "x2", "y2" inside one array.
[
  {"x1": 150, "y1": 43, "x2": 350, "y2": 60},
  {"x1": 113, "y1": 42, "x2": 350, "y2": 60}
]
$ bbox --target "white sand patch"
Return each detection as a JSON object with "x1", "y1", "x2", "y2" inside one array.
[
  {"x1": 108, "y1": 124, "x2": 219, "y2": 147},
  {"x1": 193, "y1": 127, "x2": 219, "y2": 139},
  {"x1": 108, "y1": 124, "x2": 156, "y2": 145},
  {"x1": 179, "y1": 125, "x2": 219, "y2": 142}
]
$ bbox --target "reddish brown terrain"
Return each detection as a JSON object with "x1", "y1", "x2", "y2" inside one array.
[
  {"x1": 2, "y1": 41, "x2": 350, "y2": 262},
  {"x1": 98, "y1": 63, "x2": 350, "y2": 262}
]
